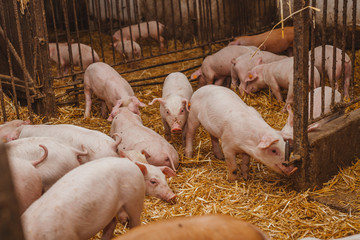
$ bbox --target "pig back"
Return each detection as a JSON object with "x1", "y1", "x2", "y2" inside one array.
[
  {"x1": 116, "y1": 214, "x2": 269, "y2": 240},
  {"x1": 162, "y1": 72, "x2": 193, "y2": 100},
  {"x1": 190, "y1": 85, "x2": 263, "y2": 138},
  {"x1": 18, "y1": 124, "x2": 119, "y2": 162},
  {"x1": 85, "y1": 62, "x2": 134, "y2": 100},
  {"x1": 22, "y1": 157, "x2": 145, "y2": 240}
]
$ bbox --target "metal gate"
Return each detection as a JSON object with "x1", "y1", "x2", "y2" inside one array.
[
  {"x1": 290, "y1": 0, "x2": 359, "y2": 189},
  {"x1": 0, "y1": 0, "x2": 56, "y2": 122}
]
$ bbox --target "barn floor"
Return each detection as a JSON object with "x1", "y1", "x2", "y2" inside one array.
[{"x1": 5, "y1": 34, "x2": 360, "y2": 239}]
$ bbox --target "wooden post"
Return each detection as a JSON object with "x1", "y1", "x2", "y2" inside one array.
[
  {"x1": 31, "y1": 0, "x2": 57, "y2": 118},
  {"x1": 291, "y1": 0, "x2": 311, "y2": 190},
  {"x1": 0, "y1": 143, "x2": 24, "y2": 240}
]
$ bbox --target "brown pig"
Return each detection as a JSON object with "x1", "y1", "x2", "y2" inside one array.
[
  {"x1": 229, "y1": 27, "x2": 294, "y2": 55},
  {"x1": 115, "y1": 214, "x2": 270, "y2": 240}
]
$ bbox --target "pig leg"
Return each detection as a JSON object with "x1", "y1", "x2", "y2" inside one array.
[
  {"x1": 343, "y1": 60, "x2": 351, "y2": 98},
  {"x1": 210, "y1": 135, "x2": 224, "y2": 160},
  {"x1": 267, "y1": 77, "x2": 283, "y2": 101},
  {"x1": 159, "y1": 36, "x2": 165, "y2": 50},
  {"x1": 101, "y1": 101, "x2": 108, "y2": 118},
  {"x1": 240, "y1": 153, "x2": 250, "y2": 180},
  {"x1": 214, "y1": 76, "x2": 226, "y2": 87},
  {"x1": 101, "y1": 217, "x2": 117, "y2": 240},
  {"x1": 222, "y1": 146, "x2": 239, "y2": 182},
  {"x1": 122, "y1": 198, "x2": 143, "y2": 228},
  {"x1": 181, "y1": 123, "x2": 188, "y2": 147},
  {"x1": 162, "y1": 117, "x2": 172, "y2": 141},
  {"x1": 184, "y1": 113, "x2": 201, "y2": 158},
  {"x1": 84, "y1": 87, "x2": 93, "y2": 118},
  {"x1": 117, "y1": 207, "x2": 129, "y2": 225},
  {"x1": 197, "y1": 75, "x2": 207, "y2": 88}
]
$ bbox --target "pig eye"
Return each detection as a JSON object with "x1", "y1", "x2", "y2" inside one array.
[
  {"x1": 166, "y1": 110, "x2": 169, "y2": 115},
  {"x1": 150, "y1": 179, "x2": 158, "y2": 185},
  {"x1": 271, "y1": 149, "x2": 278, "y2": 155}
]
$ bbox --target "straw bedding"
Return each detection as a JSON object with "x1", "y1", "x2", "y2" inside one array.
[{"x1": 2, "y1": 34, "x2": 360, "y2": 239}]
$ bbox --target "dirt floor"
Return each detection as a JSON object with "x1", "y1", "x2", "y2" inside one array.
[{"x1": 4, "y1": 35, "x2": 360, "y2": 239}]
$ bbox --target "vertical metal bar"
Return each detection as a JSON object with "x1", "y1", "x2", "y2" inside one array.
[
  {"x1": 215, "y1": 0, "x2": 220, "y2": 40},
  {"x1": 331, "y1": 0, "x2": 339, "y2": 107},
  {"x1": 32, "y1": 0, "x2": 56, "y2": 117},
  {"x1": 178, "y1": 0, "x2": 185, "y2": 48},
  {"x1": 170, "y1": 0, "x2": 177, "y2": 50},
  {"x1": 124, "y1": 0, "x2": 135, "y2": 59},
  {"x1": 95, "y1": 0, "x2": 105, "y2": 62},
  {"x1": 12, "y1": 0, "x2": 33, "y2": 122},
  {"x1": 340, "y1": 0, "x2": 348, "y2": 101},
  {"x1": 320, "y1": 0, "x2": 327, "y2": 117},
  {"x1": 222, "y1": 0, "x2": 227, "y2": 40},
  {"x1": 84, "y1": 0, "x2": 97, "y2": 63},
  {"x1": 49, "y1": 0, "x2": 62, "y2": 77},
  {"x1": 115, "y1": 0, "x2": 126, "y2": 62},
  {"x1": 61, "y1": 0, "x2": 75, "y2": 75},
  {"x1": 309, "y1": 0, "x2": 316, "y2": 121},
  {"x1": 198, "y1": 0, "x2": 203, "y2": 44},
  {"x1": 107, "y1": 0, "x2": 116, "y2": 64},
  {"x1": 350, "y1": 0, "x2": 357, "y2": 99},
  {"x1": 154, "y1": 0, "x2": 164, "y2": 51},
  {"x1": 134, "y1": 0, "x2": 143, "y2": 57},
  {"x1": 292, "y1": 0, "x2": 310, "y2": 190},
  {"x1": 207, "y1": 0, "x2": 214, "y2": 42},
  {"x1": 186, "y1": 0, "x2": 192, "y2": 47},
  {"x1": 0, "y1": 1, "x2": 19, "y2": 119},
  {"x1": 72, "y1": 0, "x2": 84, "y2": 71}
]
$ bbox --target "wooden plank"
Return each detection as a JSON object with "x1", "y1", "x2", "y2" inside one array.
[{"x1": 0, "y1": 143, "x2": 24, "y2": 240}]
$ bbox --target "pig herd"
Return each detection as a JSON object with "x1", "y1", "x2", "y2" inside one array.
[
  {"x1": 48, "y1": 20, "x2": 165, "y2": 74},
  {"x1": 0, "y1": 25, "x2": 354, "y2": 240}
]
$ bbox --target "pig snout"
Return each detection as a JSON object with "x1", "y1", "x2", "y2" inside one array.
[
  {"x1": 277, "y1": 163, "x2": 298, "y2": 176},
  {"x1": 167, "y1": 193, "x2": 177, "y2": 204},
  {"x1": 171, "y1": 122, "x2": 182, "y2": 134}
]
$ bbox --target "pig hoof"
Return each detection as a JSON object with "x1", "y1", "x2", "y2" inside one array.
[
  {"x1": 118, "y1": 214, "x2": 129, "y2": 225},
  {"x1": 242, "y1": 174, "x2": 249, "y2": 180}
]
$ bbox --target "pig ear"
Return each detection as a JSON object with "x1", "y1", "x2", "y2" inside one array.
[
  {"x1": 112, "y1": 133, "x2": 122, "y2": 151},
  {"x1": 114, "y1": 100, "x2": 123, "y2": 108},
  {"x1": 181, "y1": 99, "x2": 190, "y2": 112},
  {"x1": 245, "y1": 71, "x2": 257, "y2": 82},
  {"x1": 149, "y1": 98, "x2": 166, "y2": 106},
  {"x1": 118, "y1": 150, "x2": 127, "y2": 158},
  {"x1": 131, "y1": 96, "x2": 146, "y2": 107},
  {"x1": 231, "y1": 57, "x2": 237, "y2": 65},
  {"x1": 159, "y1": 166, "x2": 177, "y2": 178},
  {"x1": 286, "y1": 104, "x2": 294, "y2": 127},
  {"x1": 135, "y1": 162, "x2": 148, "y2": 176},
  {"x1": 141, "y1": 150, "x2": 151, "y2": 160},
  {"x1": 255, "y1": 57, "x2": 263, "y2": 66},
  {"x1": 257, "y1": 135, "x2": 279, "y2": 149}
]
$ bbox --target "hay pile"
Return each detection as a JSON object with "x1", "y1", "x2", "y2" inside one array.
[{"x1": 3, "y1": 34, "x2": 360, "y2": 239}]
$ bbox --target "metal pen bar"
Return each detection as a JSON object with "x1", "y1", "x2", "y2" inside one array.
[
  {"x1": 13, "y1": 0, "x2": 33, "y2": 121},
  {"x1": 0, "y1": 2, "x2": 17, "y2": 120},
  {"x1": 49, "y1": 0, "x2": 62, "y2": 77}
]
